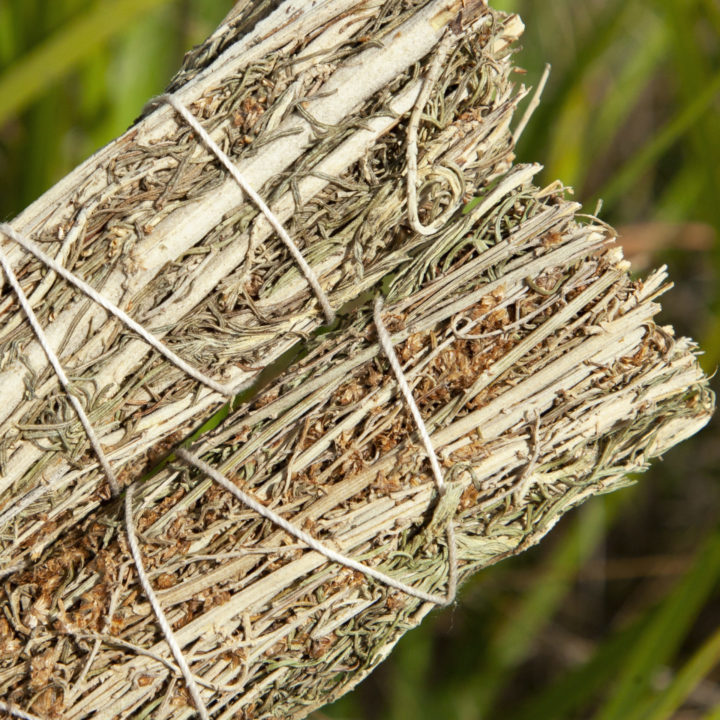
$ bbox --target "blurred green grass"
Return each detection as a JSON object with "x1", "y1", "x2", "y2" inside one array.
[
  {"x1": 0, "y1": 0, "x2": 232, "y2": 218},
  {"x1": 0, "y1": 1, "x2": 718, "y2": 718}
]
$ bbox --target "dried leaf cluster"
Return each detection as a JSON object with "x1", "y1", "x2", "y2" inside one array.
[{"x1": 0, "y1": 1, "x2": 712, "y2": 718}]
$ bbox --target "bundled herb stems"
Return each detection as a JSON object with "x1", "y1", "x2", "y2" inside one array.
[
  {"x1": 0, "y1": 0, "x2": 712, "y2": 718},
  {"x1": 0, "y1": 0, "x2": 522, "y2": 569}
]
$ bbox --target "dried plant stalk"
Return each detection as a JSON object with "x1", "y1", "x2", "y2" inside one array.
[
  {"x1": 0, "y1": 1, "x2": 713, "y2": 718},
  {"x1": 0, "y1": 99, "x2": 713, "y2": 720},
  {"x1": 0, "y1": 0, "x2": 523, "y2": 570}
]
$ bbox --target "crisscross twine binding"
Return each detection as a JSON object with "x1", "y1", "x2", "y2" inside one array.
[{"x1": 0, "y1": 81, "x2": 458, "y2": 718}]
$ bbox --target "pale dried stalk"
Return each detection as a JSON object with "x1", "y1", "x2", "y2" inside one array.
[
  {"x1": 0, "y1": 1, "x2": 712, "y2": 717},
  {"x1": 0, "y1": 173, "x2": 712, "y2": 716},
  {"x1": 0, "y1": 0, "x2": 525, "y2": 570}
]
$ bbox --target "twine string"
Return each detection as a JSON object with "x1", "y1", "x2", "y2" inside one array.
[
  {"x1": 406, "y1": 31, "x2": 458, "y2": 236},
  {"x1": 0, "y1": 88, "x2": 458, "y2": 719},
  {"x1": 373, "y1": 296, "x2": 457, "y2": 603},
  {"x1": 0, "y1": 208, "x2": 86, "y2": 345},
  {"x1": 152, "y1": 94, "x2": 336, "y2": 326},
  {"x1": 0, "y1": 242, "x2": 120, "y2": 497},
  {"x1": 176, "y1": 447, "x2": 451, "y2": 605},
  {"x1": 373, "y1": 296, "x2": 446, "y2": 492},
  {"x1": 124, "y1": 484, "x2": 210, "y2": 720},
  {"x1": 0, "y1": 222, "x2": 243, "y2": 399}
]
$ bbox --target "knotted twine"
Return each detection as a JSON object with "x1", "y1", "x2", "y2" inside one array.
[{"x1": 0, "y1": 39, "x2": 460, "y2": 718}]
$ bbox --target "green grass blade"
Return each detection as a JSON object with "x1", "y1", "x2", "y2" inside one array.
[
  {"x1": 0, "y1": 0, "x2": 175, "y2": 127},
  {"x1": 592, "y1": 68, "x2": 720, "y2": 210},
  {"x1": 517, "y1": 0, "x2": 640, "y2": 161},
  {"x1": 103, "y1": 5, "x2": 177, "y2": 143},
  {"x1": 466, "y1": 496, "x2": 621, "y2": 717},
  {"x1": 640, "y1": 625, "x2": 720, "y2": 720},
  {"x1": 656, "y1": 163, "x2": 704, "y2": 222},
  {"x1": 589, "y1": 18, "x2": 668, "y2": 157},
  {"x1": 660, "y1": 0, "x2": 720, "y2": 233},
  {"x1": 506, "y1": 610, "x2": 654, "y2": 720},
  {"x1": 494, "y1": 503, "x2": 608, "y2": 668},
  {"x1": 0, "y1": 1, "x2": 16, "y2": 66},
  {"x1": 543, "y1": 85, "x2": 590, "y2": 192},
  {"x1": 700, "y1": 0, "x2": 720, "y2": 34},
  {"x1": 595, "y1": 527, "x2": 720, "y2": 720},
  {"x1": 386, "y1": 623, "x2": 435, "y2": 720}
]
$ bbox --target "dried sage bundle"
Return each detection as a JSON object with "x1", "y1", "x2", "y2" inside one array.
[
  {"x1": 0, "y1": 0, "x2": 712, "y2": 718},
  {"x1": 0, "y1": 0, "x2": 521, "y2": 570}
]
